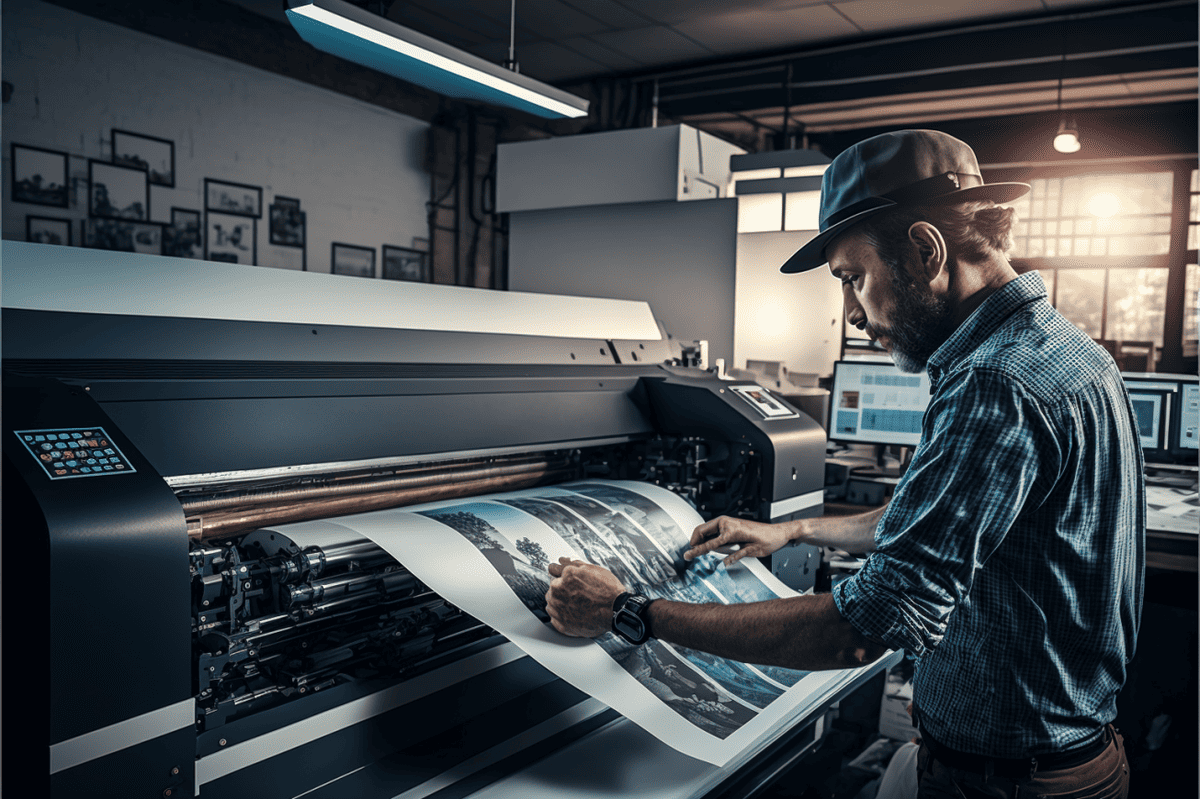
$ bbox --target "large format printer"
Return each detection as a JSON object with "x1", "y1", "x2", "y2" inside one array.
[{"x1": 3, "y1": 242, "x2": 895, "y2": 799}]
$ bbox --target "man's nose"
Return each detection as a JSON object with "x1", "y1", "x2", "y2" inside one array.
[{"x1": 843, "y1": 285, "x2": 867, "y2": 329}]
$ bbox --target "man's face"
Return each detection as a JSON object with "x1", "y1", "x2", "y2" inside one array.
[{"x1": 827, "y1": 229, "x2": 954, "y2": 373}]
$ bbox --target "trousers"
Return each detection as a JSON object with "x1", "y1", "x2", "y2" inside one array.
[{"x1": 916, "y1": 725, "x2": 1129, "y2": 799}]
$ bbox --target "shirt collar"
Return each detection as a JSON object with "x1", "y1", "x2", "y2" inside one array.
[{"x1": 926, "y1": 271, "x2": 1047, "y2": 390}]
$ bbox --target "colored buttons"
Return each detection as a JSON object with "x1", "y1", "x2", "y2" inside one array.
[{"x1": 16, "y1": 427, "x2": 134, "y2": 480}]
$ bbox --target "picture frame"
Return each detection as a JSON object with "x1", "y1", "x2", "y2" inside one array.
[
  {"x1": 382, "y1": 244, "x2": 429, "y2": 282},
  {"x1": 164, "y1": 207, "x2": 203, "y2": 259},
  {"x1": 89, "y1": 159, "x2": 149, "y2": 220},
  {"x1": 26, "y1": 215, "x2": 72, "y2": 246},
  {"x1": 205, "y1": 178, "x2": 262, "y2": 218},
  {"x1": 268, "y1": 246, "x2": 307, "y2": 271},
  {"x1": 269, "y1": 198, "x2": 306, "y2": 247},
  {"x1": 331, "y1": 242, "x2": 376, "y2": 278},
  {"x1": 112, "y1": 129, "x2": 175, "y2": 187},
  {"x1": 12, "y1": 143, "x2": 69, "y2": 207},
  {"x1": 206, "y1": 211, "x2": 257, "y2": 264},
  {"x1": 83, "y1": 218, "x2": 163, "y2": 254}
]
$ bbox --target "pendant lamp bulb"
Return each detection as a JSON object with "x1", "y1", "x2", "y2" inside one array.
[{"x1": 1054, "y1": 117, "x2": 1081, "y2": 154}]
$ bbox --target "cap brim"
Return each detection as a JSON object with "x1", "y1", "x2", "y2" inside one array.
[
  {"x1": 780, "y1": 204, "x2": 893, "y2": 274},
  {"x1": 779, "y1": 182, "x2": 1032, "y2": 274}
]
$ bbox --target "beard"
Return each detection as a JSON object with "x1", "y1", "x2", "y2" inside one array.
[{"x1": 867, "y1": 264, "x2": 955, "y2": 373}]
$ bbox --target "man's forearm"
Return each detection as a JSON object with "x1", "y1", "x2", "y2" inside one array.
[
  {"x1": 646, "y1": 592, "x2": 886, "y2": 671},
  {"x1": 791, "y1": 504, "x2": 885, "y2": 554}
]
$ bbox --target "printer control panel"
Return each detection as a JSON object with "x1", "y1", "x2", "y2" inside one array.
[{"x1": 14, "y1": 427, "x2": 136, "y2": 480}]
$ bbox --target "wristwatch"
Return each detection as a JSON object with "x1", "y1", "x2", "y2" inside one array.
[{"x1": 612, "y1": 592, "x2": 656, "y2": 645}]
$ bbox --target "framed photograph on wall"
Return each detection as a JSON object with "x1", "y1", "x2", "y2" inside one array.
[
  {"x1": 26, "y1": 215, "x2": 72, "y2": 246},
  {"x1": 112, "y1": 129, "x2": 175, "y2": 187},
  {"x1": 331, "y1": 243, "x2": 376, "y2": 278},
  {"x1": 83, "y1": 218, "x2": 163, "y2": 254},
  {"x1": 268, "y1": 246, "x2": 307, "y2": 271},
  {"x1": 12, "y1": 144, "x2": 69, "y2": 207},
  {"x1": 382, "y1": 245, "x2": 429, "y2": 282},
  {"x1": 89, "y1": 159, "x2": 149, "y2": 220},
  {"x1": 206, "y1": 211, "x2": 256, "y2": 264},
  {"x1": 164, "y1": 207, "x2": 203, "y2": 259},
  {"x1": 269, "y1": 197, "x2": 306, "y2": 247},
  {"x1": 205, "y1": 179, "x2": 262, "y2": 218}
]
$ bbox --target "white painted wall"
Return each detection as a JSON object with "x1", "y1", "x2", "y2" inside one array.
[
  {"x1": 734, "y1": 231, "x2": 844, "y2": 376},
  {"x1": 2, "y1": 1, "x2": 430, "y2": 274}
]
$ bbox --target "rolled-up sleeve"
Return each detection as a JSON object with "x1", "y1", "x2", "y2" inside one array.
[{"x1": 832, "y1": 367, "x2": 1060, "y2": 658}]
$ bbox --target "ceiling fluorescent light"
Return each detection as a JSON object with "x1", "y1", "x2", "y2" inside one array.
[{"x1": 286, "y1": 0, "x2": 589, "y2": 119}]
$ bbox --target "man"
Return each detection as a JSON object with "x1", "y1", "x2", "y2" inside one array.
[{"x1": 545, "y1": 130, "x2": 1143, "y2": 799}]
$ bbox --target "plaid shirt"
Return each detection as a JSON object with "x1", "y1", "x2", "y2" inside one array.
[{"x1": 833, "y1": 271, "x2": 1145, "y2": 757}]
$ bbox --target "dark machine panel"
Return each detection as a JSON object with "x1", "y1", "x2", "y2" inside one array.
[{"x1": 3, "y1": 374, "x2": 193, "y2": 795}]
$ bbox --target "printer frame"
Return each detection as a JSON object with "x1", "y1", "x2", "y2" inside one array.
[{"x1": 3, "y1": 244, "x2": 888, "y2": 799}]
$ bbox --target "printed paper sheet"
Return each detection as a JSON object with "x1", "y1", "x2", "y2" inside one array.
[{"x1": 265, "y1": 480, "x2": 880, "y2": 766}]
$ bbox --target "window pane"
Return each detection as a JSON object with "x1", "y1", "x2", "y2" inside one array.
[
  {"x1": 1106, "y1": 268, "x2": 1168, "y2": 348},
  {"x1": 1056, "y1": 269, "x2": 1105, "y2": 338},
  {"x1": 1189, "y1": 223, "x2": 1198, "y2": 251},
  {"x1": 737, "y1": 193, "x2": 782, "y2": 233},
  {"x1": 784, "y1": 191, "x2": 821, "y2": 231},
  {"x1": 1108, "y1": 235, "x2": 1170, "y2": 256},
  {"x1": 1040, "y1": 269, "x2": 1056, "y2": 302},
  {"x1": 1016, "y1": 172, "x2": 1174, "y2": 259},
  {"x1": 1186, "y1": 263, "x2": 1199, "y2": 349},
  {"x1": 1192, "y1": 169, "x2": 1199, "y2": 193}
]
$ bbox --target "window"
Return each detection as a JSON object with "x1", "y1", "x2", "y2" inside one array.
[
  {"x1": 1189, "y1": 169, "x2": 1199, "y2": 251},
  {"x1": 1003, "y1": 171, "x2": 1176, "y2": 350},
  {"x1": 1186, "y1": 263, "x2": 1199, "y2": 358},
  {"x1": 1008, "y1": 173, "x2": 1173, "y2": 258}
]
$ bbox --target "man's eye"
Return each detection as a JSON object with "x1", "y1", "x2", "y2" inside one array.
[{"x1": 841, "y1": 275, "x2": 857, "y2": 287}]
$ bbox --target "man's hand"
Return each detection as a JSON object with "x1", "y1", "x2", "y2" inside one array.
[
  {"x1": 685, "y1": 516, "x2": 797, "y2": 566},
  {"x1": 545, "y1": 557, "x2": 627, "y2": 638}
]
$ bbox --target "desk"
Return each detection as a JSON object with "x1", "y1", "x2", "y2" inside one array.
[{"x1": 822, "y1": 483, "x2": 1198, "y2": 573}]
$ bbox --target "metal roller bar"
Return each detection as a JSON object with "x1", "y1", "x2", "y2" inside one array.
[
  {"x1": 180, "y1": 455, "x2": 564, "y2": 514},
  {"x1": 286, "y1": 570, "x2": 418, "y2": 607},
  {"x1": 188, "y1": 466, "x2": 576, "y2": 540}
]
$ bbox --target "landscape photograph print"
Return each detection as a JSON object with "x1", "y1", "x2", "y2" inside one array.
[
  {"x1": 418, "y1": 484, "x2": 808, "y2": 742},
  {"x1": 12, "y1": 143, "x2": 69, "y2": 207},
  {"x1": 112, "y1": 129, "x2": 175, "y2": 187}
]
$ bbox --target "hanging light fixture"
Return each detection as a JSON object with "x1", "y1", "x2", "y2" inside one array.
[
  {"x1": 285, "y1": 0, "x2": 590, "y2": 119},
  {"x1": 1051, "y1": 35, "x2": 1080, "y2": 153},
  {"x1": 1054, "y1": 118, "x2": 1081, "y2": 154}
]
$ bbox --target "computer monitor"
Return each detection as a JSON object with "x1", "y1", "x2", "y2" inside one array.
[
  {"x1": 828, "y1": 359, "x2": 932, "y2": 448},
  {"x1": 1126, "y1": 388, "x2": 1171, "y2": 453},
  {"x1": 1121, "y1": 373, "x2": 1193, "y2": 465},
  {"x1": 1171, "y1": 379, "x2": 1198, "y2": 457}
]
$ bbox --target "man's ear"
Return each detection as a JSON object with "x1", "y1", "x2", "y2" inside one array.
[{"x1": 906, "y1": 221, "x2": 947, "y2": 284}]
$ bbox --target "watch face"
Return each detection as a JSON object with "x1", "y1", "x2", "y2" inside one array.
[{"x1": 614, "y1": 608, "x2": 648, "y2": 644}]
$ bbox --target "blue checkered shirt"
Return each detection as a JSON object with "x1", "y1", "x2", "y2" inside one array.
[{"x1": 833, "y1": 271, "x2": 1145, "y2": 757}]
